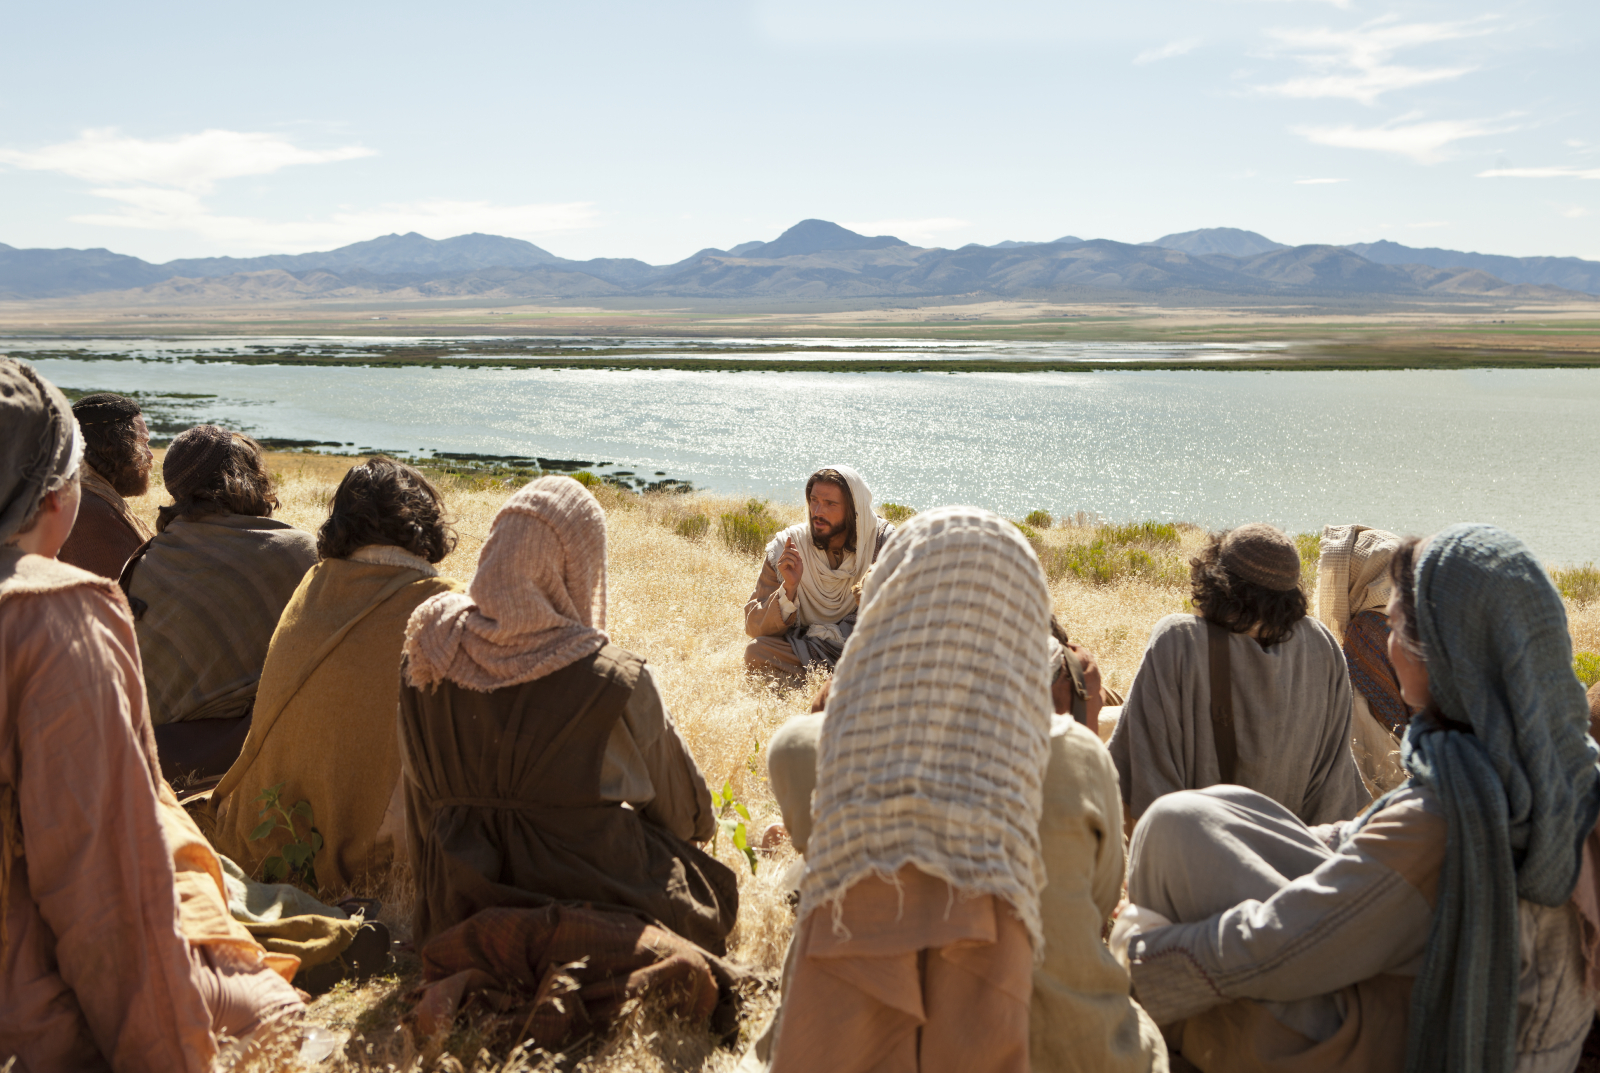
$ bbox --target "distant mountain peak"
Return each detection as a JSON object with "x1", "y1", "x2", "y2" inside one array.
[
  {"x1": 740, "y1": 219, "x2": 908, "y2": 259},
  {"x1": 1147, "y1": 228, "x2": 1287, "y2": 258}
]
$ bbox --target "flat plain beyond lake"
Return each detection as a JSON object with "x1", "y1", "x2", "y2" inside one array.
[{"x1": 18, "y1": 336, "x2": 1600, "y2": 566}]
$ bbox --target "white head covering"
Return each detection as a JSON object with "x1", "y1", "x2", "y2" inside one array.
[
  {"x1": 1315, "y1": 524, "x2": 1402, "y2": 640},
  {"x1": 764, "y1": 463, "x2": 880, "y2": 626},
  {"x1": 798, "y1": 507, "x2": 1054, "y2": 957}
]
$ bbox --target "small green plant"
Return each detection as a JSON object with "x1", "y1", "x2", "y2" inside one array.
[
  {"x1": 1576, "y1": 652, "x2": 1600, "y2": 688},
  {"x1": 879, "y1": 502, "x2": 915, "y2": 525},
  {"x1": 1098, "y1": 520, "x2": 1180, "y2": 547},
  {"x1": 249, "y1": 782, "x2": 322, "y2": 888},
  {"x1": 1012, "y1": 521, "x2": 1040, "y2": 543},
  {"x1": 1293, "y1": 532, "x2": 1322, "y2": 587},
  {"x1": 718, "y1": 499, "x2": 781, "y2": 557},
  {"x1": 569, "y1": 470, "x2": 600, "y2": 489},
  {"x1": 1553, "y1": 564, "x2": 1600, "y2": 608},
  {"x1": 1024, "y1": 509, "x2": 1053, "y2": 530},
  {"x1": 709, "y1": 780, "x2": 758, "y2": 875},
  {"x1": 673, "y1": 513, "x2": 710, "y2": 540},
  {"x1": 1035, "y1": 539, "x2": 1188, "y2": 587}
]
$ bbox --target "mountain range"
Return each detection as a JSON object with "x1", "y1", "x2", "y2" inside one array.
[{"x1": 2, "y1": 218, "x2": 1596, "y2": 303}]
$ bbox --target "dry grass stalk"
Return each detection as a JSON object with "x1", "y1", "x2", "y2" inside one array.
[{"x1": 125, "y1": 451, "x2": 1598, "y2": 1071}]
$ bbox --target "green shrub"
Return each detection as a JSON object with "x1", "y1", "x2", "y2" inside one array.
[
  {"x1": 1024, "y1": 509, "x2": 1053, "y2": 530},
  {"x1": 570, "y1": 470, "x2": 600, "y2": 489},
  {"x1": 880, "y1": 502, "x2": 915, "y2": 525},
  {"x1": 719, "y1": 499, "x2": 781, "y2": 557},
  {"x1": 674, "y1": 513, "x2": 710, "y2": 540},
  {"x1": 1576, "y1": 652, "x2": 1600, "y2": 688},
  {"x1": 1553, "y1": 564, "x2": 1600, "y2": 607},
  {"x1": 1293, "y1": 532, "x2": 1321, "y2": 567},
  {"x1": 1098, "y1": 520, "x2": 1180, "y2": 547},
  {"x1": 1012, "y1": 522, "x2": 1040, "y2": 543},
  {"x1": 1036, "y1": 539, "x2": 1188, "y2": 587}
]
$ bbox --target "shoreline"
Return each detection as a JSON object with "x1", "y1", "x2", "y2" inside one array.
[{"x1": 16, "y1": 340, "x2": 1600, "y2": 372}]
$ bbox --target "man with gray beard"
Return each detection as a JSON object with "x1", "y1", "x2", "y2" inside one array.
[{"x1": 58, "y1": 392, "x2": 155, "y2": 578}]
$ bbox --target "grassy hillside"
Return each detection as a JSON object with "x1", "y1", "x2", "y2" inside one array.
[{"x1": 127, "y1": 451, "x2": 1600, "y2": 1072}]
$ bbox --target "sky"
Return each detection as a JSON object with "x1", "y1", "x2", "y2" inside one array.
[{"x1": 1, "y1": 0, "x2": 1596, "y2": 265}]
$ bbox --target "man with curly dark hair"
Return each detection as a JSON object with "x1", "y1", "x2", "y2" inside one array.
[
  {"x1": 209, "y1": 458, "x2": 460, "y2": 892},
  {"x1": 58, "y1": 392, "x2": 155, "y2": 578},
  {"x1": 1107, "y1": 523, "x2": 1367, "y2": 828}
]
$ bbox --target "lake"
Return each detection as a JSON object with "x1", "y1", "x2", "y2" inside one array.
[{"x1": 12, "y1": 337, "x2": 1599, "y2": 565}]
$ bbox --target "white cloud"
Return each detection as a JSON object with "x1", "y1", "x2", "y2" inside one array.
[
  {"x1": 1294, "y1": 177, "x2": 1347, "y2": 184},
  {"x1": 0, "y1": 128, "x2": 599, "y2": 253},
  {"x1": 1406, "y1": 221, "x2": 1450, "y2": 228},
  {"x1": 1560, "y1": 207, "x2": 1591, "y2": 218},
  {"x1": 1478, "y1": 165, "x2": 1600, "y2": 179},
  {"x1": 1257, "y1": 16, "x2": 1494, "y2": 105},
  {"x1": 0, "y1": 128, "x2": 373, "y2": 193},
  {"x1": 1135, "y1": 39, "x2": 1200, "y2": 65},
  {"x1": 1294, "y1": 114, "x2": 1514, "y2": 164},
  {"x1": 839, "y1": 217, "x2": 970, "y2": 245},
  {"x1": 69, "y1": 190, "x2": 599, "y2": 251}
]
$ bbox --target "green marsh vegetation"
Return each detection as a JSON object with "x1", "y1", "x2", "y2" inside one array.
[
  {"x1": 717, "y1": 499, "x2": 782, "y2": 557},
  {"x1": 1553, "y1": 564, "x2": 1600, "y2": 608}
]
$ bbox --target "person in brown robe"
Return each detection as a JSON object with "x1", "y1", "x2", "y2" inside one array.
[
  {"x1": 0, "y1": 359, "x2": 303, "y2": 1071},
  {"x1": 399, "y1": 475, "x2": 738, "y2": 952},
  {"x1": 122, "y1": 425, "x2": 318, "y2": 783},
  {"x1": 210, "y1": 458, "x2": 462, "y2": 891},
  {"x1": 57, "y1": 392, "x2": 155, "y2": 579}
]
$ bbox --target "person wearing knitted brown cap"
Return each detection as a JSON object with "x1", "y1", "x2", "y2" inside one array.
[
  {"x1": 0, "y1": 362, "x2": 305, "y2": 1069},
  {"x1": 1107, "y1": 523, "x2": 1368, "y2": 828},
  {"x1": 57, "y1": 391, "x2": 156, "y2": 579},
  {"x1": 122, "y1": 425, "x2": 317, "y2": 782}
]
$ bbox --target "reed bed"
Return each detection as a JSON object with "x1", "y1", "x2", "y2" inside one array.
[{"x1": 123, "y1": 452, "x2": 1600, "y2": 1071}]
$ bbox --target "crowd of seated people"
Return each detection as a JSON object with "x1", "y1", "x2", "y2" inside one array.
[{"x1": 5, "y1": 362, "x2": 1599, "y2": 1073}]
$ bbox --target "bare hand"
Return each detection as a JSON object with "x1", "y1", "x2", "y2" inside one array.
[{"x1": 778, "y1": 536, "x2": 804, "y2": 600}]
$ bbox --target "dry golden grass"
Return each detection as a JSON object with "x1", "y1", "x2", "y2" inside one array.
[{"x1": 125, "y1": 451, "x2": 1600, "y2": 1071}]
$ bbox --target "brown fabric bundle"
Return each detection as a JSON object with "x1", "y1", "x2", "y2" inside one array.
[{"x1": 406, "y1": 904, "x2": 730, "y2": 1049}]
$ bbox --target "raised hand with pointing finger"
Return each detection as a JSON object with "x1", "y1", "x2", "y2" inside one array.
[{"x1": 778, "y1": 535, "x2": 805, "y2": 602}]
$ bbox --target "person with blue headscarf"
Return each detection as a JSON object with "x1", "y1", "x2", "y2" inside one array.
[{"x1": 1113, "y1": 523, "x2": 1600, "y2": 1073}]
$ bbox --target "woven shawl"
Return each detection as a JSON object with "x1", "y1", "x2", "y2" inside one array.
[
  {"x1": 1397, "y1": 523, "x2": 1600, "y2": 1073},
  {"x1": 1315, "y1": 524, "x2": 1400, "y2": 639},
  {"x1": 798, "y1": 507, "x2": 1054, "y2": 956},
  {"x1": 405, "y1": 476, "x2": 608, "y2": 692},
  {"x1": 765, "y1": 463, "x2": 881, "y2": 627},
  {"x1": 129, "y1": 514, "x2": 318, "y2": 724}
]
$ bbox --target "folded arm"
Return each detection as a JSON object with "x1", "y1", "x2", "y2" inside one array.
[{"x1": 1129, "y1": 799, "x2": 1440, "y2": 1024}]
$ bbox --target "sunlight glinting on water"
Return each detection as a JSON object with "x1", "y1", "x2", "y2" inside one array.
[{"x1": 17, "y1": 342, "x2": 1600, "y2": 564}]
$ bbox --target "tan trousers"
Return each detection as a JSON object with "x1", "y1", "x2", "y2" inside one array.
[{"x1": 745, "y1": 635, "x2": 805, "y2": 677}]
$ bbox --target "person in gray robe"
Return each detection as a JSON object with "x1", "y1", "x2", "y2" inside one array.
[{"x1": 1107, "y1": 524, "x2": 1368, "y2": 827}]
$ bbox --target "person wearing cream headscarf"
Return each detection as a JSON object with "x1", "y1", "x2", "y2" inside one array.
[
  {"x1": 744, "y1": 464, "x2": 895, "y2": 677},
  {"x1": 1316, "y1": 524, "x2": 1411, "y2": 794},
  {"x1": 399, "y1": 475, "x2": 736, "y2": 951},
  {"x1": 769, "y1": 507, "x2": 1052, "y2": 1073}
]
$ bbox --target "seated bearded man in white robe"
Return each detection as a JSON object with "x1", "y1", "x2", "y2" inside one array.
[{"x1": 743, "y1": 465, "x2": 894, "y2": 677}]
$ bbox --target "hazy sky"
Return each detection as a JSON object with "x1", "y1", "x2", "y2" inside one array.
[{"x1": 1, "y1": 0, "x2": 1595, "y2": 264}]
